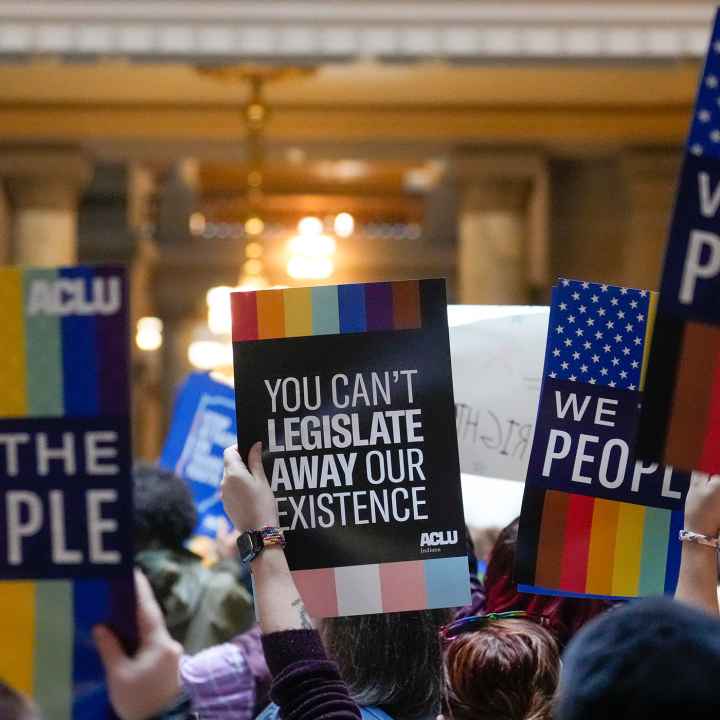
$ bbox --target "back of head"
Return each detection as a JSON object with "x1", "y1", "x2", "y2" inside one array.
[
  {"x1": 321, "y1": 609, "x2": 450, "y2": 719},
  {"x1": 133, "y1": 463, "x2": 197, "y2": 551},
  {"x1": 557, "y1": 597, "x2": 720, "y2": 719},
  {"x1": 487, "y1": 518, "x2": 608, "y2": 647},
  {"x1": 0, "y1": 682, "x2": 40, "y2": 720},
  {"x1": 444, "y1": 619, "x2": 560, "y2": 720}
]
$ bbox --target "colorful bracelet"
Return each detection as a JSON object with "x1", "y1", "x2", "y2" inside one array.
[
  {"x1": 678, "y1": 529, "x2": 720, "y2": 549},
  {"x1": 260, "y1": 526, "x2": 286, "y2": 548}
]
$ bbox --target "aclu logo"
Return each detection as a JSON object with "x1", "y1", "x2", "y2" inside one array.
[
  {"x1": 27, "y1": 277, "x2": 122, "y2": 317},
  {"x1": 419, "y1": 530, "x2": 458, "y2": 554}
]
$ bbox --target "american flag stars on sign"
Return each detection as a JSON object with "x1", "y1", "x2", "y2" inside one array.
[
  {"x1": 545, "y1": 279, "x2": 650, "y2": 391},
  {"x1": 688, "y1": 32, "x2": 720, "y2": 159}
]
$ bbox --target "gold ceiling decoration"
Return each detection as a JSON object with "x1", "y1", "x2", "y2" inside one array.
[{"x1": 196, "y1": 65, "x2": 316, "y2": 287}]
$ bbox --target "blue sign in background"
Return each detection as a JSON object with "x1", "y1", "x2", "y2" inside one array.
[{"x1": 160, "y1": 372, "x2": 237, "y2": 538}]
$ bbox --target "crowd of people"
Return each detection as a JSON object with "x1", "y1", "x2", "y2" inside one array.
[{"x1": 4, "y1": 448, "x2": 720, "y2": 719}]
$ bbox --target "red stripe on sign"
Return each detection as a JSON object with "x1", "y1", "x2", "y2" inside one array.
[
  {"x1": 231, "y1": 291, "x2": 258, "y2": 341},
  {"x1": 559, "y1": 494, "x2": 595, "y2": 593},
  {"x1": 699, "y1": 345, "x2": 720, "y2": 472}
]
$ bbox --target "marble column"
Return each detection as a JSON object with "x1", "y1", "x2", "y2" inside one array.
[
  {"x1": 621, "y1": 149, "x2": 681, "y2": 291},
  {"x1": 1, "y1": 147, "x2": 92, "y2": 266},
  {"x1": 454, "y1": 151, "x2": 547, "y2": 304}
]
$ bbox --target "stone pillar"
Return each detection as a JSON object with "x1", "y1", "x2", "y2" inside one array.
[
  {"x1": 454, "y1": 151, "x2": 547, "y2": 304},
  {"x1": 0, "y1": 147, "x2": 92, "y2": 266},
  {"x1": 622, "y1": 149, "x2": 681, "y2": 291}
]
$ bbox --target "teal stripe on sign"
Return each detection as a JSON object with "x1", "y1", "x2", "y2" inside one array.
[
  {"x1": 23, "y1": 268, "x2": 63, "y2": 416},
  {"x1": 423, "y1": 556, "x2": 471, "y2": 609},
  {"x1": 312, "y1": 285, "x2": 340, "y2": 335},
  {"x1": 34, "y1": 580, "x2": 73, "y2": 720},
  {"x1": 638, "y1": 507, "x2": 671, "y2": 595}
]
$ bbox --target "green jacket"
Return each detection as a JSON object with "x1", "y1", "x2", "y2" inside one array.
[{"x1": 136, "y1": 547, "x2": 255, "y2": 655}]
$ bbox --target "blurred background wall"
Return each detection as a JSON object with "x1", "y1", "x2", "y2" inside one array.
[{"x1": 0, "y1": 0, "x2": 712, "y2": 457}]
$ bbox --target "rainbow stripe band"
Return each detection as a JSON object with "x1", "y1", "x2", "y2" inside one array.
[
  {"x1": 533, "y1": 490, "x2": 681, "y2": 598},
  {"x1": 291, "y1": 556, "x2": 470, "y2": 617},
  {"x1": 231, "y1": 281, "x2": 422, "y2": 342},
  {"x1": 0, "y1": 266, "x2": 131, "y2": 719}
]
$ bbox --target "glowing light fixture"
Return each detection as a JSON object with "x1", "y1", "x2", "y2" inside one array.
[
  {"x1": 245, "y1": 241, "x2": 263, "y2": 258},
  {"x1": 188, "y1": 340, "x2": 233, "y2": 370},
  {"x1": 287, "y1": 256, "x2": 334, "y2": 280},
  {"x1": 297, "y1": 216, "x2": 324, "y2": 237},
  {"x1": 287, "y1": 215, "x2": 337, "y2": 280},
  {"x1": 206, "y1": 286, "x2": 233, "y2": 336},
  {"x1": 135, "y1": 316, "x2": 163, "y2": 351},
  {"x1": 334, "y1": 212, "x2": 354, "y2": 238},
  {"x1": 244, "y1": 216, "x2": 265, "y2": 236},
  {"x1": 189, "y1": 212, "x2": 206, "y2": 235},
  {"x1": 243, "y1": 258, "x2": 264, "y2": 276}
]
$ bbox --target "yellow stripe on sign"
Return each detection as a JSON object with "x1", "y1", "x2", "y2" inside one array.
[
  {"x1": 611, "y1": 502, "x2": 645, "y2": 597},
  {"x1": 0, "y1": 268, "x2": 28, "y2": 415},
  {"x1": 0, "y1": 582, "x2": 36, "y2": 695},
  {"x1": 284, "y1": 287, "x2": 313, "y2": 338},
  {"x1": 639, "y1": 291, "x2": 658, "y2": 392}
]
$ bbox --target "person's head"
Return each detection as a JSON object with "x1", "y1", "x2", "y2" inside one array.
[
  {"x1": 0, "y1": 681, "x2": 40, "y2": 720},
  {"x1": 485, "y1": 518, "x2": 608, "y2": 647},
  {"x1": 133, "y1": 463, "x2": 197, "y2": 551},
  {"x1": 443, "y1": 618, "x2": 560, "y2": 720},
  {"x1": 557, "y1": 597, "x2": 720, "y2": 719},
  {"x1": 320, "y1": 609, "x2": 450, "y2": 719}
]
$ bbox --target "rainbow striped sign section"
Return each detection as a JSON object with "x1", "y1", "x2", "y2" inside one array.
[
  {"x1": 231, "y1": 280, "x2": 421, "y2": 342},
  {"x1": 0, "y1": 266, "x2": 132, "y2": 720},
  {"x1": 293, "y1": 556, "x2": 469, "y2": 617},
  {"x1": 526, "y1": 490, "x2": 683, "y2": 598}
]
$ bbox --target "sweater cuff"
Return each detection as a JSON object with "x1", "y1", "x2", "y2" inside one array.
[{"x1": 262, "y1": 629, "x2": 327, "y2": 677}]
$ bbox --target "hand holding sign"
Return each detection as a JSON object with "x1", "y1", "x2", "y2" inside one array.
[
  {"x1": 222, "y1": 443, "x2": 279, "y2": 532},
  {"x1": 683, "y1": 473, "x2": 720, "y2": 538},
  {"x1": 94, "y1": 570, "x2": 182, "y2": 720},
  {"x1": 675, "y1": 474, "x2": 720, "y2": 616}
]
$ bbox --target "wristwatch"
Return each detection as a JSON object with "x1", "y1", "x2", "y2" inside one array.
[{"x1": 237, "y1": 526, "x2": 286, "y2": 563}]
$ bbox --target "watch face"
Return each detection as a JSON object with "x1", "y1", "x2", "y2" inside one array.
[{"x1": 237, "y1": 532, "x2": 258, "y2": 563}]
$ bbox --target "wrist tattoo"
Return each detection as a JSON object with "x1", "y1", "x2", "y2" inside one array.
[{"x1": 291, "y1": 597, "x2": 313, "y2": 629}]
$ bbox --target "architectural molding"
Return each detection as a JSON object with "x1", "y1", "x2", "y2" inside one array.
[{"x1": 0, "y1": 2, "x2": 715, "y2": 61}]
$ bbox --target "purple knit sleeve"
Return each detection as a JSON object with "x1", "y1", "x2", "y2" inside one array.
[{"x1": 262, "y1": 629, "x2": 362, "y2": 720}]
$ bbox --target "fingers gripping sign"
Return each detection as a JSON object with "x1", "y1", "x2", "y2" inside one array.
[
  {"x1": 684, "y1": 472, "x2": 720, "y2": 537},
  {"x1": 221, "y1": 442, "x2": 279, "y2": 532}
]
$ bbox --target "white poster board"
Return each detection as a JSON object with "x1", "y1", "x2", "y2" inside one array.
[{"x1": 449, "y1": 306, "x2": 549, "y2": 483}]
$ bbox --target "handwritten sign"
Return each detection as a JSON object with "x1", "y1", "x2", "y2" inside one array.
[{"x1": 449, "y1": 307, "x2": 548, "y2": 481}]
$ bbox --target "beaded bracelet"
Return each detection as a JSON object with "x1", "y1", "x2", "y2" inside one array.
[{"x1": 678, "y1": 529, "x2": 720, "y2": 549}]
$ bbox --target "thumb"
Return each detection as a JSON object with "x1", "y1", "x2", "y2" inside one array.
[
  {"x1": 93, "y1": 625, "x2": 126, "y2": 671},
  {"x1": 248, "y1": 441, "x2": 268, "y2": 482}
]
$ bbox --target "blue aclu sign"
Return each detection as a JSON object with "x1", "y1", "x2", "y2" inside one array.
[{"x1": 160, "y1": 373, "x2": 236, "y2": 538}]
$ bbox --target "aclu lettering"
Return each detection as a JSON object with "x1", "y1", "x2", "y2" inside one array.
[
  {"x1": 27, "y1": 277, "x2": 121, "y2": 317},
  {"x1": 420, "y1": 530, "x2": 458, "y2": 554}
]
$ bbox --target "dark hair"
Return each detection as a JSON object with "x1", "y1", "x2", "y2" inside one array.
[
  {"x1": 0, "y1": 681, "x2": 39, "y2": 720},
  {"x1": 486, "y1": 518, "x2": 609, "y2": 648},
  {"x1": 557, "y1": 597, "x2": 720, "y2": 719},
  {"x1": 133, "y1": 463, "x2": 197, "y2": 550},
  {"x1": 321, "y1": 609, "x2": 450, "y2": 719},
  {"x1": 444, "y1": 619, "x2": 560, "y2": 720}
]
